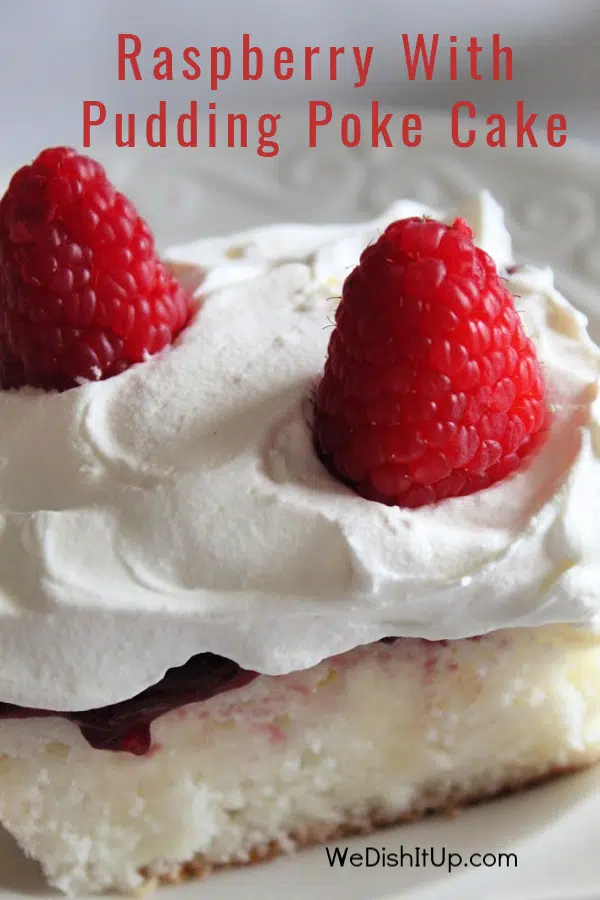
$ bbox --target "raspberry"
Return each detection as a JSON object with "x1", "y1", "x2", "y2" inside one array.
[
  {"x1": 0, "y1": 147, "x2": 194, "y2": 390},
  {"x1": 314, "y1": 216, "x2": 547, "y2": 508}
]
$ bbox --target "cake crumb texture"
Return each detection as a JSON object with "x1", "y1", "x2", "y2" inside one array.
[{"x1": 0, "y1": 625, "x2": 599, "y2": 894}]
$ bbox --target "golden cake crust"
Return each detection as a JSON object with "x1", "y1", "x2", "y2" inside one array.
[{"x1": 142, "y1": 759, "x2": 593, "y2": 892}]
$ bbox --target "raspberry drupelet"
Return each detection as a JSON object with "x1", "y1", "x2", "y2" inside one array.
[
  {"x1": 0, "y1": 147, "x2": 194, "y2": 391},
  {"x1": 314, "y1": 216, "x2": 547, "y2": 508}
]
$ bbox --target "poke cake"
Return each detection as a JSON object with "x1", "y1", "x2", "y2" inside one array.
[{"x1": 0, "y1": 147, "x2": 597, "y2": 894}]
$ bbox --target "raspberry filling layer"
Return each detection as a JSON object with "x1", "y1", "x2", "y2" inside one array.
[
  {"x1": 0, "y1": 653, "x2": 259, "y2": 755},
  {"x1": 0, "y1": 641, "x2": 411, "y2": 755}
]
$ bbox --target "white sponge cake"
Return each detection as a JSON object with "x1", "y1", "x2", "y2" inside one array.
[{"x1": 0, "y1": 626, "x2": 599, "y2": 894}]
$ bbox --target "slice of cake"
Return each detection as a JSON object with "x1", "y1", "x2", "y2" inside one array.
[
  {"x1": 0, "y1": 148, "x2": 598, "y2": 895},
  {"x1": 2, "y1": 627, "x2": 600, "y2": 894}
]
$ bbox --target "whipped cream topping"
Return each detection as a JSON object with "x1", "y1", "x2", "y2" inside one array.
[{"x1": 1, "y1": 191, "x2": 600, "y2": 711}]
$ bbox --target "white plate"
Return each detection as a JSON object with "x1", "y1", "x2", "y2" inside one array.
[{"x1": 2, "y1": 112, "x2": 600, "y2": 900}]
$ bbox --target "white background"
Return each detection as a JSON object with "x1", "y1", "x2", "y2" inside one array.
[{"x1": 1, "y1": 0, "x2": 600, "y2": 166}]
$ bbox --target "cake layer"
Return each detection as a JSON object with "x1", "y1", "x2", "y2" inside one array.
[{"x1": 0, "y1": 625, "x2": 599, "y2": 894}]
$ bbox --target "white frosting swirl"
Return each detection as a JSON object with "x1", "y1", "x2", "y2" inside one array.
[{"x1": 1, "y1": 191, "x2": 599, "y2": 711}]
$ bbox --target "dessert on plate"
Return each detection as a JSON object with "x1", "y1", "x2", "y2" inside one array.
[{"x1": 0, "y1": 148, "x2": 598, "y2": 895}]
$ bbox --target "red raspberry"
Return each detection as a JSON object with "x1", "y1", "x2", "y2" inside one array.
[
  {"x1": 0, "y1": 147, "x2": 194, "y2": 390},
  {"x1": 314, "y1": 216, "x2": 547, "y2": 508}
]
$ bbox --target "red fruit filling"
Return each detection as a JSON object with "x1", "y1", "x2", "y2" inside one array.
[
  {"x1": 0, "y1": 653, "x2": 258, "y2": 755},
  {"x1": 0, "y1": 637, "x2": 490, "y2": 754}
]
